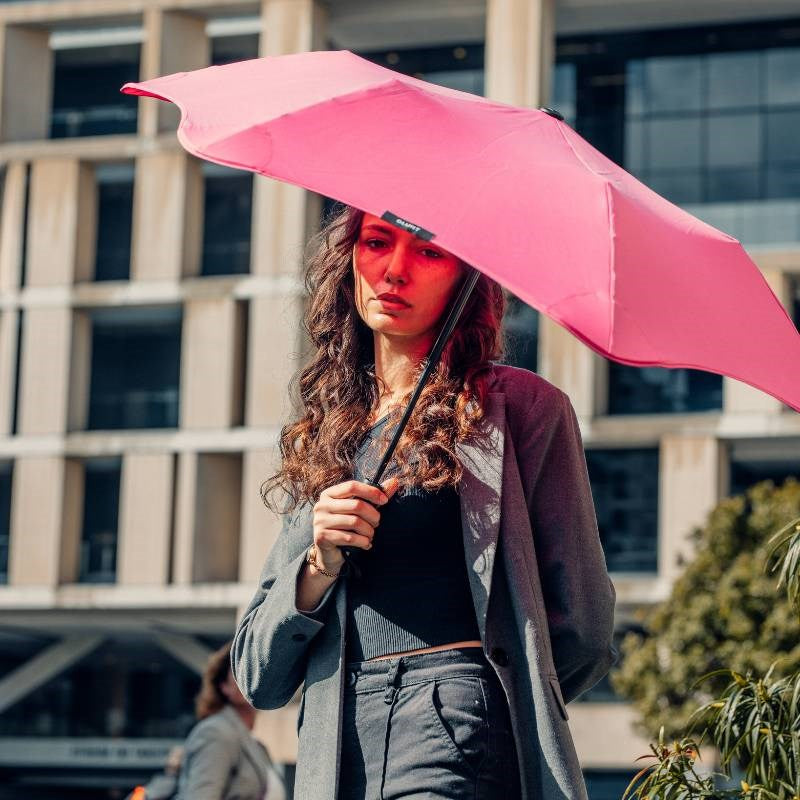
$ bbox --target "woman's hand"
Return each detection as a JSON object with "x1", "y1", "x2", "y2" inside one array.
[{"x1": 312, "y1": 477, "x2": 400, "y2": 567}]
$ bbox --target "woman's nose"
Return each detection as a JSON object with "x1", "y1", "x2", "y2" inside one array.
[{"x1": 384, "y1": 244, "x2": 412, "y2": 281}]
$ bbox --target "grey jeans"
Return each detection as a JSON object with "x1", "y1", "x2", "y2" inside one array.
[{"x1": 337, "y1": 646, "x2": 522, "y2": 799}]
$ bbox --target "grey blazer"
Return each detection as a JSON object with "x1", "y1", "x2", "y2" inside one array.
[
  {"x1": 176, "y1": 705, "x2": 277, "y2": 800},
  {"x1": 232, "y1": 364, "x2": 618, "y2": 800}
]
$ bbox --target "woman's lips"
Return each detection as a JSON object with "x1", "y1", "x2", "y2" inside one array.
[{"x1": 376, "y1": 297, "x2": 410, "y2": 310}]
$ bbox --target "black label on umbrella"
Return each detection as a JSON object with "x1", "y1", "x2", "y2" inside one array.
[{"x1": 381, "y1": 211, "x2": 435, "y2": 241}]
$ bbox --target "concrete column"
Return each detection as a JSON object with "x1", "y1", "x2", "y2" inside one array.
[
  {"x1": 117, "y1": 453, "x2": 175, "y2": 586},
  {"x1": 0, "y1": 161, "x2": 27, "y2": 291},
  {"x1": 67, "y1": 310, "x2": 92, "y2": 433},
  {"x1": 485, "y1": 0, "x2": 597, "y2": 410},
  {"x1": 131, "y1": 151, "x2": 199, "y2": 282},
  {"x1": 8, "y1": 456, "x2": 82, "y2": 586},
  {"x1": 251, "y1": 0, "x2": 328, "y2": 278},
  {"x1": 17, "y1": 307, "x2": 72, "y2": 435},
  {"x1": 172, "y1": 451, "x2": 197, "y2": 585},
  {"x1": 138, "y1": 9, "x2": 210, "y2": 138},
  {"x1": 246, "y1": 294, "x2": 305, "y2": 428},
  {"x1": 194, "y1": 453, "x2": 242, "y2": 582},
  {"x1": 181, "y1": 298, "x2": 246, "y2": 429},
  {"x1": 0, "y1": 309, "x2": 18, "y2": 436},
  {"x1": 0, "y1": 24, "x2": 51, "y2": 142},
  {"x1": 240, "y1": 449, "x2": 282, "y2": 584},
  {"x1": 659, "y1": 434, "x2": 725, "y2": 584},
  {"x1": 724, "y1": 269, "x2": 791, "y2": 414},
  {"x1": 26, "y1": 158, "x2": 95, "y2": 287}
]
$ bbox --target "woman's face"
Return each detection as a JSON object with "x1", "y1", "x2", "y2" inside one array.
[{"x1": 353, "y1": 212, "x2": 465, "y2": 344}]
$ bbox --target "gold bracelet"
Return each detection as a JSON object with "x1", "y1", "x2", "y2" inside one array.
[{"x1": 306, "y1": 544, "x2": 343, "y2": 578}]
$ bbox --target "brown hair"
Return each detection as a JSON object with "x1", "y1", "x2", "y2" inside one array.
[
  {"x1": 194, "y1": 641, "x2": 233, "y2": 721},
  {"x1": 260, "y1": 204, "x2": 507, "y2": 515}
]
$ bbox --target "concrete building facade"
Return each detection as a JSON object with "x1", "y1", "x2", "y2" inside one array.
[{"x1": 0, "y1": 0, "x2": 798, "y2": 797}]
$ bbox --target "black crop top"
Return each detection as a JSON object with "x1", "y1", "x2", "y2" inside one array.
[{"x1": 343, "y1": 416, "x2": 481, "y2": 662}]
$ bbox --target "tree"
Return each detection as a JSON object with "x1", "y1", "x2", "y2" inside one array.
[{"x1": 612, "y1": 477, "x2": 800, "y2": 740}]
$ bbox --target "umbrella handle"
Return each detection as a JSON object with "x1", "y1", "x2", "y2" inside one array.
[{"x1": 339, "y1": 266, "x2": 481, "y2": 578}]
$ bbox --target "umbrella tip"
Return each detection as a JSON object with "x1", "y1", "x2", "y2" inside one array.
[{"x1": 539, "y1": 106, "x2": 564, "y2": 121}]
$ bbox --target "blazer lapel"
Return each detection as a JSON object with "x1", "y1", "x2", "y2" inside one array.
[{"x1": 455, "y1": 390, "x2": 506, "y2": 642}]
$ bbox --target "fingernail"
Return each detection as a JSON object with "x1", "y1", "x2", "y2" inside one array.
[{"x1": 380, "y1": 494, "x2": 389, "y2": 504}]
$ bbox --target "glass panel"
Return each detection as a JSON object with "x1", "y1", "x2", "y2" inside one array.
[
  {"x1": 210, "y1": 33, "x2": 259, "y2": 66},
  {"x1": 708, "y1": 50, "x2": 760, "y2": 110},
  {"x1": 50, "y1": 44, "x2": 140, "y2": 138},
  {"x1": 765, "y1": 165, "x2": 800, "y2": 200},
  {"x1": 646, "y1": 169, "x2": 703, "y2": 204},
  {"x1": 707, "y1": 167, "x2": 760, "y2": 202},
  {"x1": 647, "y1": 117, "x2": 703, "y2": 170},
  {"x1": 550, "y1": 62, "x2": 577, "y2": 125},
  {"x1": 608, "y1": 363, "x2": 722, "y2": 414},
  {"x1": 766, "y1": 109, "x2": 800, "y2": 163},
  {"x1": 585, "y1": 448, "x2": 659, "y2": 573},
  {"x1": 88, "y1": 306, "x2": 182, "y2": 430},
  {"x1": 624, "y1": 117, "x2": 644, "y2": 173},
  {"x1": 729, "y1": 459, "x2": 800, "y2": 497},
  {"x1": 793, "y1": 276, "x2": 800, "y2": 330},
  {"x1": 423, "y1": 68, "x2": 484, "y2": 95},
  {"x1": 502, "y1": 294, "x2": 539, "y2": 373},
  {"x1": 0, "y1": 461, "x2": 11, "y2": 584},
  {"x1": 645, "y1": 55, "x2": 703, "y2": 114},
  {"x1": 201, "y1": 165, "x2": 253, "y2": 276},
  {"x1": 78, "y1": 457, "x2": 121, "y2": 584},
  {"x1": 707, "y1": 112, "x2": 760, "y2": 168},
  {"x1": 583, "y1": 769, "x2": 644, "y2": 800},
  {"x1": 625, "y1": 59, "x2": 645, "y2": 117},
  {"x1": 765, "y1": 47, "x2": 800, "y2": 106},
  {"x1": 94, "y1": 162, "x2": 134, "y2": 281}
]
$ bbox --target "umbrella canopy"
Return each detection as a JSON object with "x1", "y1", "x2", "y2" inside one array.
[{"x1": 122, "y1": 49, "x2": 800, "y2": 414}]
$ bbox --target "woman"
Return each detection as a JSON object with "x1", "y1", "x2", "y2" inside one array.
[
  {"x1": 176, "y1": 641, "x2": 286, "y2": 800},
  {"x1": 232, "y1": 204, "x2": 617, "y2": 800}
]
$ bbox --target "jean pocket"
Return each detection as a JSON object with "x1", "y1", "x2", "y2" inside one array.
[
  {"x1": 426, "y1": 677, "x2": 489, "y2": 777},
  {"x1": 548, "y1": 673, "x2": 569, "y2": 721}
]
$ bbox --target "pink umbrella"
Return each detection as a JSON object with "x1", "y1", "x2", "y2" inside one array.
[{"x1": 121, "y1": 49, "x2": 800, "y2": 418}]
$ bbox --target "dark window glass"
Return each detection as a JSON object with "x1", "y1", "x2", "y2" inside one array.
[
  {"x1": 502, "y1": 293, "x2": 539, "y2": 373},
  {"x1": 210, "y1": 33, "x2": 259, "y2": 66},
  {"x1": 607, "y1": 362, "x2": 723, "y2": 414},
  {"x1": 0, "y1": 461, "x2": 11, "y2": 584},
  {"x1": 11, "y1": 309, "x2": 22, "y2": 435},
  {"x1": 793, "y1": 276, "x2": 800, "y2": 330},
  {"x1": 557, "y1": 20, "x2": 800, "y2": 206},
  {"x1": 50, "y1": 43, "x2": 139, "y2": 138},
  {"x1": 729, "y1": 458, "x2": 800, "y2": 497},
  {"x1": 583, "y1": 769, "x2": 643, "y2": 800},
  {"x1": 201, "y1": 165, "x2": 253, "y2": 276},
  {"x1": 78, "y1": 457, "x2": 121, "y2": 584},
  {"x1": 586, "y1": 447, "x2": 659, "y2": 573},
  {"x1": 94, "y1": 162, "x2": 134, "y2": 281},
  {"x1": 88, "y1": 306, "x2": 182, "y2": 430}
]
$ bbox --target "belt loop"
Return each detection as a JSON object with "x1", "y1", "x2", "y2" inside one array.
[{"x1": 383, "y1": 658, "x2": 401, "y2": 704}]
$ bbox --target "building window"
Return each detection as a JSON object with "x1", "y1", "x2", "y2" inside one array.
[
  {"x1": 728, "y1": 440, "x2": 800, "y2": 497},
  {"x1": 502, "y1": 292, "x2": 539, "y2": 373},
  {"x1": 586, "y1": 447, "x2": 659, "y2": 573},
  {"x1": 50, "y1": 42, "x2": 140, "y2": 139},
  {"x1": 359, "y1": 43, "x2": 485, "y2": 95},
  {"x1": 607, "y1": 362, "x2": 723, "y2": 415},
  {"x1": 557, "y1": 18, "x2": 800, "y2": 243},
  {"x1": 87, "y1": 306, "x2": 182, "y2": 430},
  {"x1": 583, "y1": 769, "x2": 643, "y2": 800},
  {"x1": 201, "y1": 164, "x2": 253, "y2": 276},
  {"x1": 0, "y1": 461, "x2": 11, "y2": 585},
  {"x1": 94, "y1": 162, "x2": 134, "y2": 281},
  {"x1": 210, "y1": 33, "x2": 259, "y2": 66},
  {"x1": 78, "y1": 457, "x2": 121, "y2": 584}
]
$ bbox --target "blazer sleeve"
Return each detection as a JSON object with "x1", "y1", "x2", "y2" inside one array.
[
  {"x1": 231, "y1": 507, "x2": 340, "y2": 710},
  {"x1": 518, "y1": 387, "x2": 618, "y2": 705}
]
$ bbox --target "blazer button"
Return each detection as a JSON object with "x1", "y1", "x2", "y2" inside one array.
[
  {"x1": 489, "y1": 647, "x2": 508, "y2": 667},
  {"x1": 292, "y1": 633, "x2": 307, "y2": 642}
]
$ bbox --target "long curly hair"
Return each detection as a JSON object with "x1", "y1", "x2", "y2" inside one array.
[
  {"x1": 194, "y1": 641, "x2": 233, "y2": 721},
  {"x1": 260, "y1": 204, "x2": 507, "y2": 515}
]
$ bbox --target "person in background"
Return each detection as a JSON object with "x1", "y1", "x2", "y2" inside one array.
[
  {"x1": 175, "y1": 640, "x2": 286, "y2": 800},
  {"x1": 125, "y1": 745, "x2": 184, "y2": 800}
]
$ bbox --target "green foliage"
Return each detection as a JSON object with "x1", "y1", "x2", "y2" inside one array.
[{"x1": 611, "y1": 478, "x2": 800, "y2": 741}]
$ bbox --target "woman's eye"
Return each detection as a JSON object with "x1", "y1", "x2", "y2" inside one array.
[
  {"x1": 422, "y1": 249, "x2": 442, "y2": 258},
  {"x1": 364, "y1": 238, "x2": 386, "y2": 248}
]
